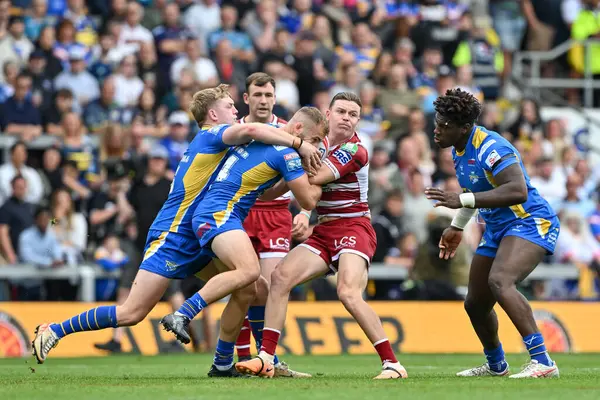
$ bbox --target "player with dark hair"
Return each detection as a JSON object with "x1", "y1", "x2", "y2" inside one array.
[{"x1": 424, "y1": 88, "x2": 560, "y2": 378}]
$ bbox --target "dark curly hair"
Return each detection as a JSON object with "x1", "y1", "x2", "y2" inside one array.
[{"x1": 433, "y1": 88, "x2": 482, "y2": 126}]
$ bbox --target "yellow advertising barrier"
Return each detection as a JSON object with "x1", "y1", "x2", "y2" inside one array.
[{"x1": 1, "y1": 301, "x2": 599, "y2": 358}]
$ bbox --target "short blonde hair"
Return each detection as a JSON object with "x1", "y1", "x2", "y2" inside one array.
[
  {"x1": 292, "y1": 106, "x2": 328, "y2": 140},
  {"x1": 189, "y1": 84, "x2": 231, "y2": 126}
]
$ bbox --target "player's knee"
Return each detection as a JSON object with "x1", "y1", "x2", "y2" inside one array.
[
  {"x1": 270, "y1": 264, "x2": 294, "y2": 295},
  {"x1": 234, "y1": 280, "x2": 259, "y2": 304},
  {"x1": 237, "y1": 262, "x2": 261, "y2": 286},
  {"x1": 254, "y1": 275, "x2": 269, "y2": 304},
  {"x1": 488, "y1": 272, "x2": 512, "y2": 296},
  {"x1": 464, "y1": 297, "x2": 479, "y2": 317},
  {"x1": 116, "y1": 304, "x2": 148, "y2": 326},
  {"x1": 337, "y1": 285, "x2": 362, "y2": 310}
]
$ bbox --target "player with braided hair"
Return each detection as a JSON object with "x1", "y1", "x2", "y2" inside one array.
[{"x1": 424, "y1": 89, "x2": 560, "y2": 379}]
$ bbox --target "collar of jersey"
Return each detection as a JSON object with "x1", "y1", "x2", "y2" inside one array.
[{"x1": 455, "y1": 125, "x2": 478, "y2": 156}]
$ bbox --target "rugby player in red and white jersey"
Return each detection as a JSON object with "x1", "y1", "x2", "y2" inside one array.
[
  {"x1": 236, "y1": 92, "x2": 407, "y2": 380},
  {"x1": 229, "y1": 72, "x2": 319, "y2": 378}
]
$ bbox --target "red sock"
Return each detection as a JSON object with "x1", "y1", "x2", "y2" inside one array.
[
  {"x1": 235, "y1": 317, "x2": 251, "y2": 358},
  {"x1": 260, "y1": 328, "x2": 280, "y2": 356},
  {"x1": 374, "y1": 339, "x2": 397, "y2": 364}
]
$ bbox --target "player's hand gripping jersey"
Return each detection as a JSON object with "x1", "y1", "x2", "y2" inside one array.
[
  {"x1": 453, "y1": 126, "x2": 560, "y2": 254},
  {"x1": 192, "y1": 141, "x2": 306, "y2": 247}
]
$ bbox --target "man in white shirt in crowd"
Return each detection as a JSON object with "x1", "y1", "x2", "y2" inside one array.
[
  {"x1": 170, "y1": 37, "x2": 219, "y2": 88},
  {"x1": 0, "y1": 141, "x2": 43, "y2": 206},
  {"x1": 119, "y1": 2, "x2": 154, "y2": 50}
]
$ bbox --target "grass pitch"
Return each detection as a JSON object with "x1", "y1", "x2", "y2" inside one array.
[{"x1": 1, "y1": 353, "x2": 599, "y2": 400}]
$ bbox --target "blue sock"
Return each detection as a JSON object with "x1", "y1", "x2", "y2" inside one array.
[
  {"x1": 50, "y1": 306, "x2": 117, "y2": 339},
  {"x1": 484, "y1": 344, "x2": 508, "y2": 372},
  {"x1": 248, "y1": 306, "x2": 279, "y2": 364},
  {"x1": 523, "y1": 332, "x2": 553, "y2": 366},
  {"x1": 177, "y1": 292, "x2": 207, "y2": 320},
  {"x1": 213, "y1": 339, "x2": 235, "y2": 370}
]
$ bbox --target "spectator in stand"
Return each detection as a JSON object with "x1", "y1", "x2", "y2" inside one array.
[
  {"x1": 402, "y1": 168, "x2": 432, "y2": 244},
  {"x1": 208, "y1": 4, "x2": 255, "y2": 64},
  {"x1": 52, "y1": 18, "x2": 91, "y2": 69},
  {"x1": 152, "y1": 3, "x2": 193, "y2": 88},
  {"x1": 0, "y1": 61, "x2": 18, "y2": 103},
  {"x1": 61, "y1": 112, "x2": 101, "y2": 187},
  {"x1": 99, "y1": 124, "x2": 129, "y2": 176},
  {"x1": 113, "y1": 55, "x2": 145, "y2": 107},
  {"x1": 25, "y1": 0, "x2": 57, "y2": 41},
  {"x1": 0, "y1": 73, "x2": 43, "y2": 142},
  {"x1": 455, "y1": 64, "x2": 484, "y2": 102},
  {"x1": 541, "y1": 118, "x2": 569, "y2": 162},
  {"x1": 118, "y1": 1, "x2": 153, "y2": 51},
  {"x1": 38, "y1": 147, "x2": 63, "y2": 199},
  {"x1": 17, "y1": 206, "x2": 64, "y2": 300},
  {"x1": 159, "y1": 111, "x2": 190, "y2": 177},
  {"x1": 54, "y1": 46, "x2": 100, "y2": 107},
  {"x1": 372, "y1": 189, "x2": 408, "y2": 264},
  {"x1": 0, "y1": 1, "x2": 20, "y2": 83},
  {"x1": 9, "y1": 16, "x2": 35, "y2": 64},
  {"x1": 0, "y1": 176, "x2": 34, "y2": 265},
  {"x1": 0, "y1": 141, "x2": 44, "y2": 206},
  {"x1": 133, "y1": 87, "x2": 168, "y2": 138},
  {"x1": 489, "y1": 0, "x2": 526, "y2": 81},
  {"x1": 356, "y1": 80, "x2": 387, "y2": 140},
  {"x1": 412, "y1": 45, "x2": 443, "y2": 93},
  {"x1": 170, "y1": 37, "x2": 219, "y2": 89},
  {"x1": 181, "y1": 0, "x2": 221, "y2": 45},
  {"x1": 34, "y1": 25, "x2": 63, "y2": 79},
  {"x1": 558, "y1": 173, "x2": 596, "y2": 217},
  {"x1": 329, "y1": 63, "x2": 361, "y2": 98},
  {"x1": 530, "y1": 156, "x2": 567, "y2": 211},
  {"x1": 377, "y1": 63, "x2": 421, "y2": 140},
  {"x1": 83, "y1": 76, "x2": 135, "y2": 133},
  {"x1": 421, "y1": 64, "x2": 456, "y2": 115},
  {"x1": 336, "y1": 22, "x2": 381, "y2": 78},
  {"x1": 24, "y1": 50, "x2": 54, "y2": 110},
  {"x1": 554, "y1": 210, "x2": 600, "y2": 300},
  {"x1": 369, "y1": 143, "x2": 403, "y2": 213},
  {"x1": 44, "y1": 89, "x2": 75, "y2": 136},
  {"x1": 508, "y1": 98, "x2": 544, "y2": 142},
  {"x1": 88, "y1": 30, "x2": 117, "y2": 81},
  {"x1": 431, "y1": 148, "x2": 455, "y2": 187},
  {"x1": 94, "y1": 234, "x2": 129, "y2": 301},
  {"x1": 88, "y1": 166, "x2": 134, "y2": 245},
  {"x1": 63, "y1": 0, "x2": 98, "y2": 47},
  {"x1": 241, "y1": 0, "x2": 278, "y2": 55},
  {"x1": 214, "y1": 38, "x2": 250, "y2": 98},
  {"x1": 140, "y1": 0, "x2": 168, "y2": 31}
]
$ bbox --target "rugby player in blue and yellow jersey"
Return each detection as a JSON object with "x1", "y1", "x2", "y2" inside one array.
[
  {"x1": 158, "y1": 107, "x2": 326, "y2": 375},
  {"x1": 424, "y1": 88, "x2": 560, "y2": 379},
  {"x1": 31, "y1": 84, "x2": 323, "y2": 364}
]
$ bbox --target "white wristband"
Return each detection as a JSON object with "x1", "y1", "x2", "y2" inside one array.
[
  {"x1": 451, "y1": 208, "x2": 477, "y2": 230},
  {"x1": 459, "y1": 192, "x2": 476, "y2": 208},
  {"x1": 299, "y1": 211, "x2": 311, "y2": 219}
]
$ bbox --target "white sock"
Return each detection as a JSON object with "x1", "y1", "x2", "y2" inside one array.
[
  {"x1": 174, "y1": 311, "x2": 186, "y2": 318},
  {"x1": 259, "y1": 350, "x2": 275, "y2": 364},
  {"x1": 215, "y1": 363, "x2": 233, "y2": 371}
]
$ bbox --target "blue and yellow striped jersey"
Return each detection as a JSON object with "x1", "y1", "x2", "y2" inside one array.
[
  {"x1": 453, "y1": 125, "x2": 556, "y2": 231},
  {"x1": 192, "y1": 142, "x2": 305, "y2": 230},
  {"x1": 149, "y1": 124, "x2": 232, "y2": 236}
]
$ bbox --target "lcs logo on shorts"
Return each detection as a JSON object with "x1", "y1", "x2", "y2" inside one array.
[
  {"x1": 269, "y1": 237, "x2": 290, "y2": 250},
  {"x1": 333, "y1": 149, "x2": 352, "y2": 165},
  {"x1": 334, "y1": 236, "x2": 356, "y2": 250}
]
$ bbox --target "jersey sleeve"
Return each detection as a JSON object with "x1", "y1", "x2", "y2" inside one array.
[
  {"x1": 476, "y1": 136, "x2": 519, "y2": 176},
  {"x1": 270, "y1": 148, "x2": 305, "y2": 182},
  {"x1": 205, "y1": 124, "x2": 232, "y2": 152},
  {"x1": 323, "y1": 142, "x2": 368, "y2": 180}
]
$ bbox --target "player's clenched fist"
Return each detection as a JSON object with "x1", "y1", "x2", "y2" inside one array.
[
  {"x1": 438, "y1": 227, "x2": 463, "y2": 260},
  {"x1": 297, "y1": 141, "x2": 321, "y2": 176}
]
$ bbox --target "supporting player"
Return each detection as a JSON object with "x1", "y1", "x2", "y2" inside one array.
[
  {"x1": 235, "y1": 73, "x2": 317, "y2": 378},
  {"x1": 31, "y1": 84, "x2": 323, "y2": 364},
  {"x1": 235, "y1": 92, "x2": 408, "y2": 380},
  {"x1": 159, "y1": 107, "x2": 327, "y2": 376},
  {"x1": 424, "y1": 88, "x2": 560, "y2": 379}
]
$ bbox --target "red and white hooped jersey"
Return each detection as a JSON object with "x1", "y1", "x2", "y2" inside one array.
[
  {"x1": 317, "y1": 133, "x2": 370, "y2": 219},
  {"x1": 239, "y1": 114, "x2": 330, "y2": 209}
]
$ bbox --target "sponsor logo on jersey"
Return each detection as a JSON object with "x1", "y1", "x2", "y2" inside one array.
[
  {"x1": 477, "y1": 139, "x2": 496, "y2": 161},
  {"x1": 332, "y1": 149, "x2": 352, "y2": 165},
  {"x1": 485, "y1": 150, "x2": 501, "y2": 169},
  {"x1": 340, "y1": 143, "x2": 358, "y2": 155},
  {"x1": 0, "y1": 311, "x2": 30, "y2": 357},
  {"x1": 273, "y1": 145, "x2": 287, "y2": 151},
  {"x1": 469, "y1": 172, "x2": 479, "y2": 184},
  {"x1": 285, "y1": 158, "x2": 302, "y2": 171},
  {"x1": 284, "y1": 153, "x2": 299, "y2": 160}
]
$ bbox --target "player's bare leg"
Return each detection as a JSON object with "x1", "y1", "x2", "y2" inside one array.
[
  {"x1": 491, "y1": 237, "x2": 559, "y2": 378},
  {"x1": 335, "y1": 253, "x2": 407, "y2": 380},
  {"x1": 33, "y1": 270, "x2": 171, "y2": 364},
  {"x1": 246, "y1": 257, "x2": 312, "y2": 378},
  {"x1": 236, "y1": 247, "x2": 329, "y2": 378},
  {"x1": 457, "y1": 254, "x2": 508, "y2": 377}
]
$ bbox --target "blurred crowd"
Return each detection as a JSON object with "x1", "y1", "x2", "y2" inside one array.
[{"x1": 0, "y1": 0, "x2": 599, "y2": 303}]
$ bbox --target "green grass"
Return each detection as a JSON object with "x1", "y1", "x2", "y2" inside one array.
[{"x1": 1, "y1": 354, "x2": 599, "y2": 399}]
